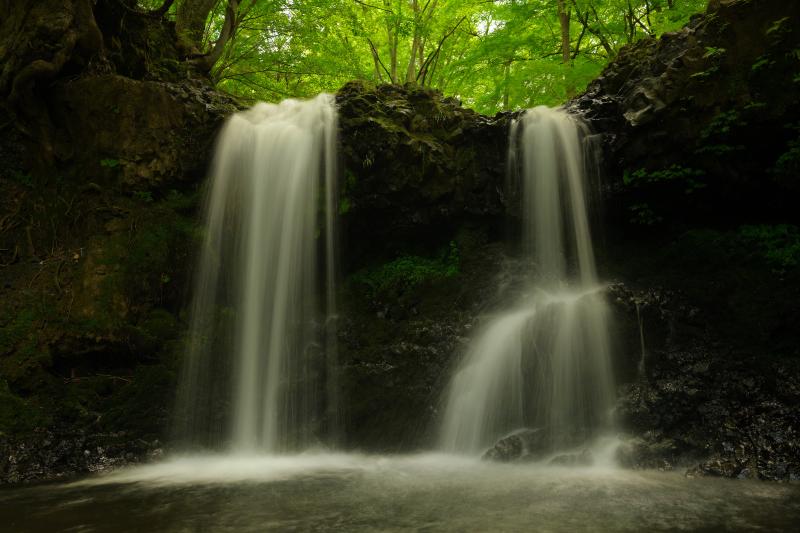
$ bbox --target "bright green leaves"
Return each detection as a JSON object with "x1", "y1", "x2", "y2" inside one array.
[{"x1": 161, "y1": 1, "x2": 707, "y2": 113}]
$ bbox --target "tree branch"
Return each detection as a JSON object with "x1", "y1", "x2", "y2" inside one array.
[
  {"x1": 367, "y1": 38, "x2": 392, "y2": 81},
  {"x1": 417, "y1": 15, "x2": 466, "y2": 85},
  {"x1": 352, "y1": 0, "x2": 393, "y2": 13},
  {"x1": 196, "y1": 0, "x2": 239, "y2": 72}
]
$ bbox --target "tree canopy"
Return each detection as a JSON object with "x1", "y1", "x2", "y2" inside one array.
[{"x1": 140, "y1": 0, "x2": 707, "y2": 114}]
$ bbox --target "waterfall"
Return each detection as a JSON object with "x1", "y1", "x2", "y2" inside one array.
[
  {"x1": 439, "y1": 106, "x2": 615, "y2": 455},
  {"x1": 174, "y1": 94, "x2": 339, "y2": 453}
]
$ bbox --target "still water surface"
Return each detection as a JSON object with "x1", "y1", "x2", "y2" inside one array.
[{"x1": 1, "y1": 454, "x2": 798, "y2": 532}]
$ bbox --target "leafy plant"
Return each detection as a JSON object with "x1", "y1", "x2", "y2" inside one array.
[
  {"x1": 100, "y1": 158, "x2": 120, "y2": 168},
  {"x1": 738, "y1": 224, "x2": 800, "y2": 270},
  {"x1": 772, "y1": 123, "x2": 800, "y2": 177},
  {"x1": 703, "y1": 46, "x2": 726, "y2": 59},
  {"x1": 338, "y1": 196, "x2": 351, "y2": 215},
  {"x1": 700, "y1": 109, "x2": 745, "y2": 139},
  {"x1": 695, "y1": 109, "x2": 746, "y2": 155},
  {"x1": 9, "y1": 171, "x2": 33, "y2": 188},
  {"x1": 628, "y1": 203, "x2": 663, "y2": 226},
  {"x1": 351, "y1": 241, "x2": 460, "y2": 299},
  {"x1": 624, "y1": 165, "x2": 706, "y2": 194},
  {"x1": 133, "y1": 190, "x2": 154, "y2": 203}
]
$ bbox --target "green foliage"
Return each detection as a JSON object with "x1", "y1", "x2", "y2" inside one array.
[
  {"x1": 766, "y1": 17, "x2": 791, "y2": 38},
  {"x1": 100, "y1": 158, "x2": 120, "y2": 168},
  {"x1": 696, "y1": 109, "x2": 745, "y2": 155},
  {"x1": 703, "y1": 46, "x2": 725, "y2": 59},
  {"x1": 624, "y1": 165, "x2": 706, "y2": 194},
  {"x1": 628, "y1": 203, "x2": 663, "y2": 226},
  {"x1": 202, "y1": 0, "x2": 706, "y2": 114},
  {"x1": 772, "y1": 123, "x2": 800, "y2": 178},
  {"x1": 9, "y1": 170, "x2": 33, "y2": 188},
  {"x1": 351, "y1": 241, "x2": 460, "y2": 299},
  {"x1": 751, "y1": 55, "x2": 774, "y2": 73},
  {"x1": 101, "y1": 364, "x2": 176, "y2": 436},
  {"x1": 689, "y1": 67, "x2": 718, "y2": 81},
  {"x1": 339, "y1": 170, "x2": 358, "y2": 215},
  {"x1": 0, "y1": 309, "x2": 36, "y2": 356},
  {"x1": 338, "y1": 196, "x2": 351, "y2": 215},
  {"x1": 0, "y1": 379, "x2": 47, "y2": 435},
  {"x1": 133, "y1": 190, "x2": 154, "y2": 203},
  {"x1": 739, "y1": 224, "x2": 800, "y2": 270},
  {"x1": 701, "y1": 109, "x2": 744, "y2": 139}
]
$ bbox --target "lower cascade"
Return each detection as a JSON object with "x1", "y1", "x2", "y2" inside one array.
[
  {"x1": 173, "y1": 94, "x2": 339, "y2": 453},
  {"x1": 439, "y1": 106, "x2": 615, "y2": 456}
]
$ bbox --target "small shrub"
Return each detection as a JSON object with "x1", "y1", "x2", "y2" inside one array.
[
  {"x1": 351, "y1": 241, "x2": 460, "y2": 299},
  {"x1": 739, "y1": 224, "x2": 800, "y2": 270},
  {"x1": 623, "y1": 165, "x2": 706, "y2": 194}
]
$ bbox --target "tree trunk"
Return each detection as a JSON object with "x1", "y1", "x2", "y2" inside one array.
[
  {"x1": 558, "y1": 0, "x2": 571, "y2": 64},
  {"x1": 405, "y1": 0, "x2": 421, "y2": 83},
  {"x1": 0, "y1": 0, "x2": 103, "y2": 159},
  {"x1": 175, "y1": 0, "x2": 219, "y2": 54},
  {"x1": 558, "y1": 0, "x2": 575, "y2": 97}
]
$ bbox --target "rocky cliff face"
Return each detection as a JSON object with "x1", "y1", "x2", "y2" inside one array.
[
  {"x1": 570, "y1": 0, "x2": 800, "y2": 480},
  {"x1": 1, "y1": 0, "x2": 798, "y2": 483},
  {"x1": 0, "y1": 0, "x2": 237, "y2": 482}
]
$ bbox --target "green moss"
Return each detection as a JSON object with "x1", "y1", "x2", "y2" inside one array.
[
  {"x1": 351, "y1": 241, "x2": 460, "y2": 300},
  {"x1": 96, "y1": 191, "x2": 201, "y2": 318},
  {"x1": 0, "y1": 308, "x2": 36, "y2": 356},
  {"x1": 139, "y1": 309, "x2": 178, "y2": 342},
  {"x1": 101, "y1": 363, "x2": 176, "y2": 437},
  {"x1": 338, "y1": 196, "x2": 351, "y2": 215},
  {"x1": 0, "y1": 379, "x2": 48, "y2": 435}
]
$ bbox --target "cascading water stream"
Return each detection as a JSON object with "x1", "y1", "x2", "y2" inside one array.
[
  {"x1": 439, "y1": 106, "x2": 615, "y2": 455},
  {"x1": 173, "y1": 94, "x2": 339, "y2": 453}
]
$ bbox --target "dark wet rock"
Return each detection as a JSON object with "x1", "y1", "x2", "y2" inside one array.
[
  {"x1": 615, "y1": 435, "x2": 684, "y2": 471},
  {"x1": 338, "y1": 243, "x2": 519, "y2": 451},
  {"x1": 336, "y1": 81, "x2": 511, "y2": 268},
  {"x1": 549, "y1": 450, "x2": 594, "y2": 467},
  {"x1": 0, "y1": 429, "x2": 162, "y2": 485},
  {"x1": 50, "y1": 75, "x2": 239, "y2": 191},
  {"x1": 608, "y1": 278, "x2": 800, "y2": 481},
  {"x1": 482, "y1": 429, "x2": 551, "y2": 463},
  {"x1": 572, "y1": 0, "x2": 800, "y2": 226}
]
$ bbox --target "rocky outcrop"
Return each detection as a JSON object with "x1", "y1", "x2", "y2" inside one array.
[
  {"x1": 50, "y1": 75, "x2": 237, "y2": 190},
  {"x1": 337, "y1": 81, "x2": 510, "y2": 268},
  {"x1": 608, "y1": 283, "x2": 800, "y2": 481},
  {"x1": 568, "y1": 0, "x2": 800, "y2": 480},
  {"x1": 0, "y1": 1, "x2": 236, "y2": 482},
  {"x1": 0, "y1": 430, "x2": 162, "y2": 485},
  {"x1": 573, "y1": 0, "x2": 800, "y2": 226},
  {"x1": 481, "y1": 429, "x2": 551, "y2": 462}
]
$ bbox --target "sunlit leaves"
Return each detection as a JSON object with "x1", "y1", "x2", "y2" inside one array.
[{"x1": 156, "y1": 0, "x2": 707, "y2": 113}]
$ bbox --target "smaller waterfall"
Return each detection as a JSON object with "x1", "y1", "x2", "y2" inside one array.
[
  {"x1": 440, "y1": 106, "x2": 615, "y2": 455},
  {"x1": 174, "y1": 94, "x2": 339, "y2": 453}
]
